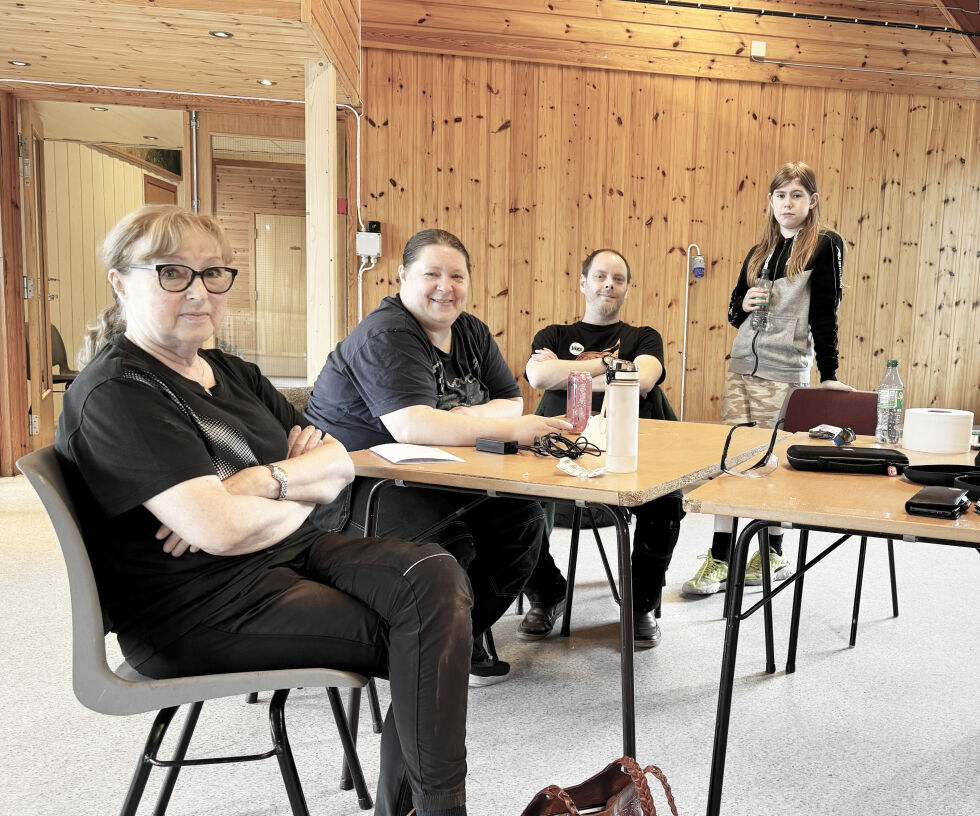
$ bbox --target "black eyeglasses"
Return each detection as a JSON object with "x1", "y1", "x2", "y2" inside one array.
[
  {"x1": 719, "y1": 419, "x2": 784, "y2": 478},
  {"x1": 129, "y1": 263, "x2": 238, "y2": 293}
]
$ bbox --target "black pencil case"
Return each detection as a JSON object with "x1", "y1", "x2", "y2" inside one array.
[
  {"x1": 905, "y1": 486, "x2": 971, "y2": 519},
  {"x1": 786, "y1": 444, "x2": 909, "y2": 475}
]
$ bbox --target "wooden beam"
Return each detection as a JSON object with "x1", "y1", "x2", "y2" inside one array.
[
  {"x1": 0, "y1": 81, "x2": 306, "y2": 116},
  {"x1": 0, "y1": 92, "x2": 30, "y2": 475},
  {"x1": 305, "y1": 58, "x2": 342, "y2": 381},
  {"x1": 935, "y1": 0, "x2": 980, "y2": 59}
]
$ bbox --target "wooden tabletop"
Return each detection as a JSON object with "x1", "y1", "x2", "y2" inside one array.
[
  {"x1": 683, "y1": 433, "x2": 980, "y2": 544},
  {"x1": 349, "y1": 419, "x2": 781, "y2": 507}
]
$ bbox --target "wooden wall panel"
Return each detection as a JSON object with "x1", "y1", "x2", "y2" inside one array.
[
  {"x1": 363, "y1": 0, "x2": 980, "y2": 101},
  {"x1": 353, "y1": 49, "x2": 980, "y2": 419},
  {"x1": 42, "y1": 141, "x2": 181, "y2": 369}
]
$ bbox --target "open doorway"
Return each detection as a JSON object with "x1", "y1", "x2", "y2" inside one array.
[{"x1": 23, "y1": 101, "x2": 183, "y2": 436}]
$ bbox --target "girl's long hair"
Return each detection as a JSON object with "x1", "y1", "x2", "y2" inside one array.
[
  {"x1": 747, "y1": 161, "x2": 834, "y2": 285},
  {"x1": 79, "y1": 205, "x2": 231, "y2": 366}
]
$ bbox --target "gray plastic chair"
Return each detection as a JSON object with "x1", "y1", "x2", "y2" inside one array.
[{"x1": 17, "y1": 446, "x2": 374, "y2": 816}]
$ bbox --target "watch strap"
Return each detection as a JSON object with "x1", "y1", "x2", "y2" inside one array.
[{"x1": 266, "y1": 464, "x2": 288, "y2": 501}]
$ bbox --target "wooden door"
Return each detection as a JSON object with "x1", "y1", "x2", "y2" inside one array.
[
  {"x1": 254, "y1": 213, "x2": 306, "y2": 378},
  {"x1": 20, "y1": 101, "x2": 54, "y2": 448}
]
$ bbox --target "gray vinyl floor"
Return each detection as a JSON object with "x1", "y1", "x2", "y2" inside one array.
[{"x1": 2, "y1": 472, "x2": 978, "y2": 816}]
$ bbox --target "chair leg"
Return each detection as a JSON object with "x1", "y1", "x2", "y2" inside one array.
[
  {"x1": 887, "y1": 539, "x2": 899, "y2": 618},
  {"x1": 327, "y1": 687, "x2": 373, "y2": 810},
  {"x1": 246, "y1": 692, "x2": 259, "y2": 704},
  {"x1": 516, "y1": 592, "x2": 525, "y2": 615},
  {"x1": 151, "y1": 701, "x2": 204, "y2": 816},
  {"x1": 339, "y1": 687, "x2": 362, "y2": 791},
  {"x1": 560, "y1": 504, "x2": 584, "y2": 637},
  {"x1": 367, "y1": 678, "x2": 383, "y2": 734},
  {"x1": 268, "y1": 689, "x2": 311, "y2": 816},
  {"x1": 119, "y1": 706, "x2": 179, "y2": 816},
  {"x1": 591, "y1": 508, "x2": 621, "y2": 605},
  {"x1": 850, "y1": 537, "x2": 868, "y2": 647},
  {"x1": 786, "y1": 530, "x2": 810, "y2": 674}
]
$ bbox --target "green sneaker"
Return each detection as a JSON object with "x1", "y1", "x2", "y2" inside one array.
[
  {"x1": 682, "y1": 550, "x2": 728, "y2": 595},
  {"x1": 744, "y1": 547, "x2": 793, "y2": 586}
]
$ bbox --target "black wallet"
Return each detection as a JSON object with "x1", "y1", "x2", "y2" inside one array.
[{"x1": 905, "y1": 486, "x2": 971, "y2": 519}]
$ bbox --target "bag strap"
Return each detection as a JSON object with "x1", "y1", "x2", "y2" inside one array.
[
  {"x1": 616, "y1": 757, "x2": 680, "y2": 816},
  {"x1": 539, "y1": 784, "x2": 580, "y2": 816}
]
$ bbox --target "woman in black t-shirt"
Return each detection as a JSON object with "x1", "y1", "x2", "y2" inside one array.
[
  {"x1": 308, "y1": 229, "x2": 571, "y2": 687},
  {"x1": 55, "y1": 205, "x2": 472, "y2": 816}
]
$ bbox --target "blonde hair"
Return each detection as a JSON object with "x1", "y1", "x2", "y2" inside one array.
[
  {"x1": 747, "y1": 161, "x2": 839, "y2": 285},
  {"x1": 79, "y1": 205, "x2": 232, "y2": 366}
]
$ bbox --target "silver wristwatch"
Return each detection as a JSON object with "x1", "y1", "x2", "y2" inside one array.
[{"x1": 266, "y1": 464, "x2": 288, "y2": 501}]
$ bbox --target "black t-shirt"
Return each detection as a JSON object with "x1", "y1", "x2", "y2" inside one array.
[
  {"x1": 531, "y1": 321, "x2": 666, "y2": 417},
  {"x1": 307, "y1": 294, "x2": 521, "y2": 451},
  {"x1": 54, "y1": 335, "x2": 318, "y2": 666}
]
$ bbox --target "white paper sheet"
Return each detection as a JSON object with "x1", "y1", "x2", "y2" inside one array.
[{"x1": 369, "y1": 443, "x2": 464, "y2": 464}]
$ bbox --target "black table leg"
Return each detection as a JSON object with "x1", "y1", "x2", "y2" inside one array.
[
  {"x1": 600, "y1": 503, "x2": 635, "y2": 758},
  {"x1": 760, "y1": 527, "x2": 776, "y2": 675},
  {"x1": 786, "y1": 529, "x2": 809, "y2": 674},
  {"x1": 706, "y1": 519, "x2": 767, "y2": 816}
]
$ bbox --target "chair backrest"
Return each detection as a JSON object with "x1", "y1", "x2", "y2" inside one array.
[
  {"x1": 18, "y1": 447, "x2": 369, "y2": 716},
  {"x1": 777, "y1": 387, "x2": 879, "y2": 436},
  {"x1": 278, "y1": 386, "x2": 313, "y2": 419},
  {"x1": 50, "y1": 324, "x2": 77, "y2": 375},
  {"x1": 16, "y1": 447, "x2": 125, "y2": 712}
]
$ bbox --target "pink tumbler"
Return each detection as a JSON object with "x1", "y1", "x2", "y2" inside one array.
[{"x1": 566, "y1": 371, "x2": 592, "y2": 434}]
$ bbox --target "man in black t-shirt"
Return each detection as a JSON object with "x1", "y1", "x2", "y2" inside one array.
[{"x1": 521, "y1": 249, "x2": 685, "y2": 648}]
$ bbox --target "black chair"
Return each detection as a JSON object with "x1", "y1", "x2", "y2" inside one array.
[
  {"x1": 18, "y1": 446, "x2": 374, "y2": 815},
  {"x1": 776, "y1": 387, "x2": 899, "y2": 670},
  {"x1": 50, "y1": 324, "x2": 78, "y2": 387}
]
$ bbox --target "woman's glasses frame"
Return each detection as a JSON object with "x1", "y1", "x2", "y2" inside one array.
[
  {"x1": 719, "y1": 419, "x2": 784, "y2": 478},
  {"x1": 129, "y1": 263, "x2": 238, "y2": 294}
]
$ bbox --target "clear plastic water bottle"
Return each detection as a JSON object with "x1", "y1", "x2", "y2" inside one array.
[
  {"x1": 750, "y1": 267, "x2": 773, "y2": 332},
  {"x1": 875, "y1": 359, "x2": 904, "y2": 445}
]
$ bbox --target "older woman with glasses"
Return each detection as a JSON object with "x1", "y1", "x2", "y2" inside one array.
[{"x1": 56, "y1": 204, "x2": 472, "y2": 816}]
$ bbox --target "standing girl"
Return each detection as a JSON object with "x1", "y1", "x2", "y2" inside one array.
[{"x1": 683, "y1": 161, "x2": 854, "y2": 595}]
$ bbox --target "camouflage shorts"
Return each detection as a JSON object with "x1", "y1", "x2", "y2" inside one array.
[{"x1": 720, "y1": 372, "x2": 806, "y2": 428}]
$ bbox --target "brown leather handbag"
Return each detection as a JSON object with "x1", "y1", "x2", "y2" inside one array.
[{"x1": 520, "y1": 757, "x2": 679, "y2": 816}]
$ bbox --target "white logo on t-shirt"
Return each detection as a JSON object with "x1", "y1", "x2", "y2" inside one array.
[{"x1": 569, "y1": 342, "x2": 585, "y2": 356}]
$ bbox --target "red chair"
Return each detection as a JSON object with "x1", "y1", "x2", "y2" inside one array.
[{"x1": 776, "y1": 387, "x2": 899, "y2": 671}]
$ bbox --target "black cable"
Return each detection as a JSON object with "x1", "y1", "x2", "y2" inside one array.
[
  {"x1": 518, "y1": 433, "x2": 602, "y2": 460},
  {"x1": 623, "y1": 0, "x2": 978, "y2": 36}
]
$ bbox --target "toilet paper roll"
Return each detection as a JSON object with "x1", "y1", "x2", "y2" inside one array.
[{"x1": 901, "y1": 408, "x2": 974, "y2": 454}]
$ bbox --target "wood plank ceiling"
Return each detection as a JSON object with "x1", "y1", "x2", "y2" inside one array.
[
  {"x1": 362, "y1": 0, "x2": 980, "y2": 100},
  {"x1": 0, "y1": 0, "x2": 357, "y2": 111}
]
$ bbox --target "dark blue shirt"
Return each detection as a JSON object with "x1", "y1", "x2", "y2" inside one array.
[{"x1": 307, "y1": 294, "x2": 521, "y2": 451}]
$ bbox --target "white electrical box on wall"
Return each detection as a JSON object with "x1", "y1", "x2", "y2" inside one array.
[{"x1": 356, "y1": 229, "x2": 382, "y2": 258}]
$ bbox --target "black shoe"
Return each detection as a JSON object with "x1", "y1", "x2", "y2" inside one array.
[
  {"x1": 634, "y1": 610, "x2": 662, "y2": 648},
  {"x1": 517, "y1": 600, "x2": 565, "y2": 641},
  {"x1": 469, "y1": 656, "x2": 511, "y2": 687}
]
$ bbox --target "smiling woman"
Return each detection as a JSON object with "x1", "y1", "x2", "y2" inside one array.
[{"x1": 306, "y1": 227, "x2": 571, "y2": 688}]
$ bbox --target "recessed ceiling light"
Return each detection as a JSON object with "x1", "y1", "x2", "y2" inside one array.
[
  {"x1": 209, "y1": 30, "x2": 233, "y2": 38},
  {"x1": 8, "y1": 60, "x2": 30, "y2": 67},
  {"x1": 257, "y1": 79, "x2": 277, "y2": 86},
  {"x1": 142, "y1": 135, "x2": 159, "y2": 141},
  {"x1": 90, "y1": 106, "x2": 109, "y2": 112}
]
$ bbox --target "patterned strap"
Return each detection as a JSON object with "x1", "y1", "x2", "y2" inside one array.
[
  {"x1": 540, "y1": 784, "x2": 580, "y2": 816},
  {"x1": 616, "y1": 757, "x2": 680, "y2": 816}
]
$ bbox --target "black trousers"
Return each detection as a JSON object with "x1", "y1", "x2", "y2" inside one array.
[
  {"x1": 342, "y1": 476, "x2": 546, "y2": 646},
  {"x1": 136, "y1": 532, "x2": 473, "y2": 816},
  {"x1": 523, "y1": 491, "x2": 685, "y2": 614}
]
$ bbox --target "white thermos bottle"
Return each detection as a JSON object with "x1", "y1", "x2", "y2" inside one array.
[{"x1": 605, "y1": 360, "x2": 639, "y2": 473}]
